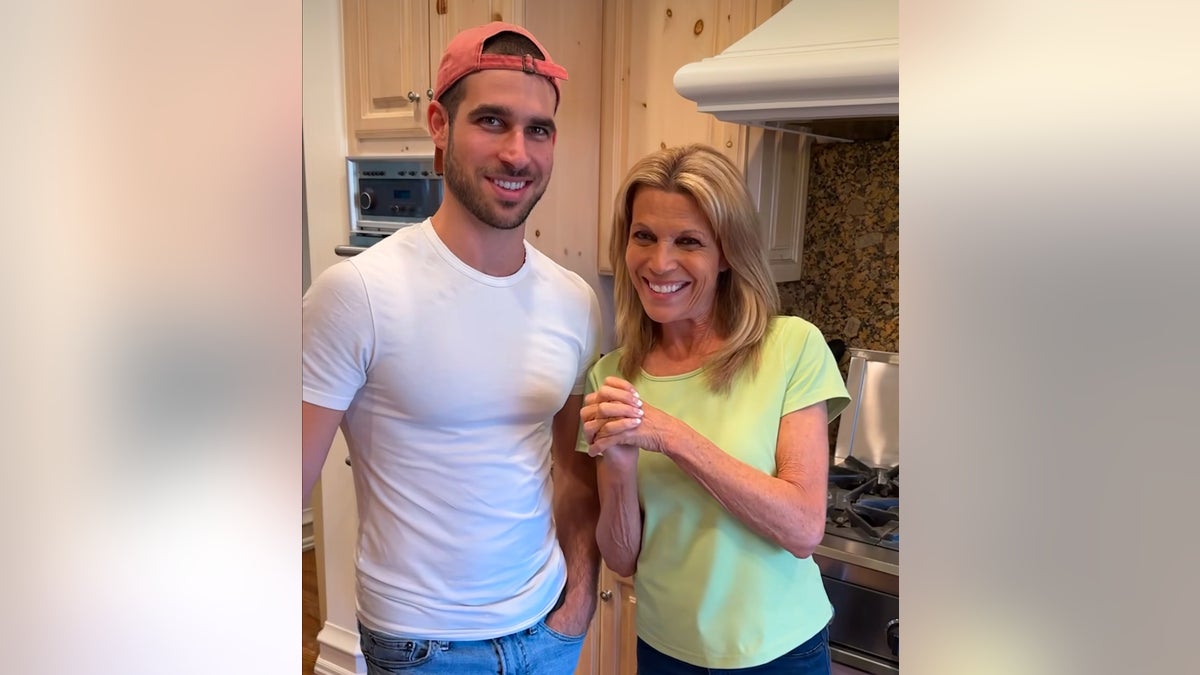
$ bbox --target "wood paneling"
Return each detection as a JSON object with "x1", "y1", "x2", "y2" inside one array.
[{"x1": 302, "y1": 548, "x2": 320, "y2": 674}]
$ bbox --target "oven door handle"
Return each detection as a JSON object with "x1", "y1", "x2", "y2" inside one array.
[{"x1": 335, "y1": 245, "x2": 368, "y2": 257}]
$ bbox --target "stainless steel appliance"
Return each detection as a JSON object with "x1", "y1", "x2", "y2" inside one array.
[
  {"x1": 816, "y1": 348, "x2": 900, "y2": 674},
  {"x1": 336, "y1": 156, "x2": 442, "y2": 257}
]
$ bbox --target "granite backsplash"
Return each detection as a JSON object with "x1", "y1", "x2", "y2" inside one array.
[
  {"x1": 778, "y1": 124, "x2": 898, "y2": 356},
  {"x1": 776, "y1": 124, "x2": 898, "y2": 447}
]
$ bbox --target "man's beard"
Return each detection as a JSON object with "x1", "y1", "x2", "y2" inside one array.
[{"x1": 443, "y1": 134, "x2": 548, "y2": 231}]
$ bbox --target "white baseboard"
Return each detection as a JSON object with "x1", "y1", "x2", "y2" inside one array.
[
  {"x1": 315, "y1": 621, "x2": 365, "y2": 675},
  {"x1": 314, "y1": 660, "x2": 360, "y2": 675}
]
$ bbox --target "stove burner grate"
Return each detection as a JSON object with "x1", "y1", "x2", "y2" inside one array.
[{"x1": 826, "y1": 458, "x2": 900, "y2": 549}]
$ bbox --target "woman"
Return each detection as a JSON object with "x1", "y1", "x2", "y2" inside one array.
[{"x1": 579, "y1": 144, "x2": 850, "y2": 674}]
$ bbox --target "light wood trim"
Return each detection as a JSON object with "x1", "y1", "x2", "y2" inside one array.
[
  {"x1": 520, "y1": 0, "x2": 602, "y2": 272},
  {"x1": 596, "y1": 0, "x2": 632, "y2": 275},
  {"x1": 710, "y1": 0, "x2": 751, "y2": 166}
]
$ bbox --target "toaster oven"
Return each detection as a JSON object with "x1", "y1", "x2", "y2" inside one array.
[{"x1": 339, "y1": 156, "x2": 442, "y2": 256}]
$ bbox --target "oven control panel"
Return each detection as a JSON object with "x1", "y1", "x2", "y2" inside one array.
[{"x1": 344, "y1": 156, "x2": 442, "y2": 252}]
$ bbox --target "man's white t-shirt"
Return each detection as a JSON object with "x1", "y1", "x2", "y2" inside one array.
[{"x1": 303, "y1": 219, "x2": 601, "y2": 639}]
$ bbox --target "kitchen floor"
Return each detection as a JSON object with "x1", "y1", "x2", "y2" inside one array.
[{"x1": 303, "y1": 548, "x2": 320, "y2": 674}]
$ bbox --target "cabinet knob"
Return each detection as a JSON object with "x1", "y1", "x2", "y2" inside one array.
[
  {"x1": 599, "y1": 590, "x2": 613, "y2": 602},
  {"x1": 407, "y1": 91, "x2": 420, "y2": 103},
  {"x1": 426, "y1": 89, "x2": 434, "y2": 101}
]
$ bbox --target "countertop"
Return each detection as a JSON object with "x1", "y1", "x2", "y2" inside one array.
[{"x1": 814, "y1": 532, "x2": 898, "y2": 578}]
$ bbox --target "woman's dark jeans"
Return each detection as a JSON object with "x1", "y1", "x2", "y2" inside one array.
[{"x1": 635, "y1": 626, "x2": 831, "y2": 674}]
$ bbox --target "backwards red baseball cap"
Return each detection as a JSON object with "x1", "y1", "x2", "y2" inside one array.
[{"x1": 431, "y1": 22, "x2": 568, "y2": 174}]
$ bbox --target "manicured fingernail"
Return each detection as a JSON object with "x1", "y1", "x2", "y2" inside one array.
[
  {"x1": 637, "y1": 408, "x2": 644, "y2": 416},
  {"x1": 634, "y1": 418, "x2": 642, "y2": 424}
]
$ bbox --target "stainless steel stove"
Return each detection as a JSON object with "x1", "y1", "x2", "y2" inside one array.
[{"x1": 815, "y1": 349, "x2": 899, "y2": 675}]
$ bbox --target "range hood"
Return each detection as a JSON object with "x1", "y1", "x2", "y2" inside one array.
[{"x1": 674, "y1": 0, "x2": 897, "y2": 129}]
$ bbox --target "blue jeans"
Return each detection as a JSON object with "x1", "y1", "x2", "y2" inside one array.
[
  {"x1": 358, "y1": 616, "x2": 585, "y2": 675},
  {"x1": 635, "y1": 626, "x2": 831, "y2": 674}
]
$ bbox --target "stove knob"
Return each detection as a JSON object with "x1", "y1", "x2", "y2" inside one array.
[
  {"x1": 885, "y1": 618, "x2": 899, "y2": 656},
  {"x1": 358, "y1": 189, "x2": 374, "y2": 211}
]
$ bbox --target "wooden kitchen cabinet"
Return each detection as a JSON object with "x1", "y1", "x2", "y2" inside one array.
[
  {"x1": 340, "y1": 0, "x2": 605, "y2": 276},
  {"x1": 572, "y1": 564, "x2": 637, "y2": 675},
  {"x1": 596, "y1": 0, "x2": 788, "y2": 274},
  {"x1": 574, "y1": 609, "x2": 600, "y2": 675},
  {"x1": 745, "y1": 127, "x2": 810, "y2": 282},
  {"x1": 591, "y1": 565, "x2": 637, "y2": 675},
  {"x1": 341, "y1": 0, "x2": 527, "y2": 154}
]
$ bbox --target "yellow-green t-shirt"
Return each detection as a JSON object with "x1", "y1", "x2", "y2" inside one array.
[{"x1": 579, "y1": 316, "x2": 850, "y2": 668}]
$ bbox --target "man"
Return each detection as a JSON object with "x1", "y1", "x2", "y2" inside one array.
[{"x1": 302, "y1": 22, "x2": 602, "y2": 675}]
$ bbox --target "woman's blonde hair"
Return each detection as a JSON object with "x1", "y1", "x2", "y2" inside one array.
[{"x1": 609, "y1": 144, "x2": 779, "y2": 394}]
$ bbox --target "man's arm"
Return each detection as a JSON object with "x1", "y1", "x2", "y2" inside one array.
[
  {"x1": 546, "y1": 393, "x2": 601, "y2": 636},
  {"x1": 303, "y1": 401, "x2": 345, "y2": 505}
]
